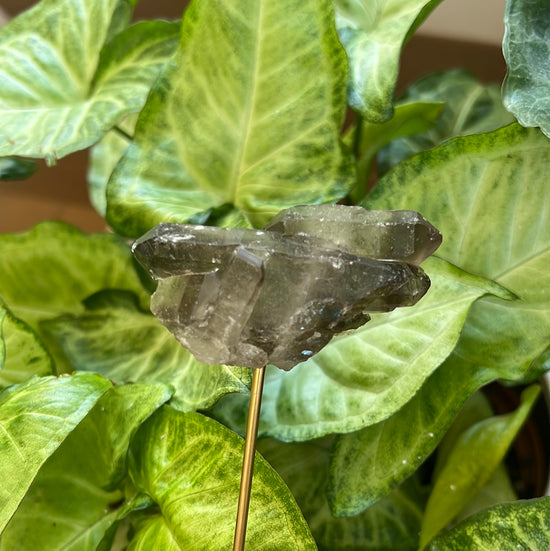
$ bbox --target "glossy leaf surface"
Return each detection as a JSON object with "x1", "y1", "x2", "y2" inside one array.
[
  {"x1": 127, "y1": 408, "x2": 316, "y2": 550},
  {"x1": 0, "y1": 382, "x2": 170, "y2": 550},
  {"x1": 107, "y1": 0, "x2": 353, "y2": 236},
  {"x1": 0, "y1": 0, "x2": 178, "y2": 160},
  {"x1": 335, "y1": 0, "x2": 443, "y2": 121},
  {"x1": 213, "y1": 258, "x2": 509, "y2": 441},
  {"x1": 427, "y1": 498, "x2": 550, "y2": 550},
  {"x1": 419, "y1": 385, "x2": 540, "y2": 548},
  {"x1": 0, "y1": 372, "x2": 111, "y2": 532},
  {"x1": 44, "y1": 290, "x2": 251, "y2": 412},
  {"x1": 503, "y1": 0, "x2": 550, "y2": 137}
]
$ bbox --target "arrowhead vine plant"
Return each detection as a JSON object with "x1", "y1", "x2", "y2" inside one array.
[{"x1": 1, "y1": 0, "x2": 549, "y2": 549}]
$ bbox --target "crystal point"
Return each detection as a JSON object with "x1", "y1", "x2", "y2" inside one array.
[{"x1": 132, "y1": 206, "x2": 441, "y2": 370}]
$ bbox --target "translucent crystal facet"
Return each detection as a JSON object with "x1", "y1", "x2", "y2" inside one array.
[{"x1": 132, "y1": 205, "x2": 441, "y2": 370}]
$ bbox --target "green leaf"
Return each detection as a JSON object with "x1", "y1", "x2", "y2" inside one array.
[
  {"x1": 345, "y1": 101, "x2": 443, "y2": 200},
  {"x1": 334, "y1": 0, "x2": 443, "y2": 121},
  {"x1": 0, "y1": 0, "x2": 179, "y2": 161},
  {"x1": 0, "y1": 382, "x2": 170, "y2": 550},
  {"x1": 107, "y1": 0, "x2": 354, "y2": 236},
  {"x1": 328, "y1": 300, "x2": 550, "y2": 515},
  {"x1": 366, "y1": 123, "x2": 550, "y2": 298},
  {"x1": 212, "y1": 257, "x2": 509, "y2": 441},
  {"x1": 0, "y1": 372, "x2": 112, "y2": 532},
  {"x1": 419, "y1": 386, "x2": 540, "y2": 548},
  {"x1": 0, "y1": 305, "x2": 53, "y2": 388},
  {"x1": 0, "y1": 157, "x2": 37, "y2": 180},
  {"x1": 127, "y1": 407, "x2": 316, "y2": 550},
  {"x1": 327, "y1": 296, "x2": 549, "y2": 516},
  {"x1": 427, "y1": 497, "x2": 550, "y2": 551},
  {"x1": 43, "y1": 290, "x2": 251, "y2": 412},
  {"x1": 378, "y1": 70, "x2": 516, "y2": 174},
  {"x1": 453, "y1": 465, "x2": 517, "y2": 527},
  {"x1": 258, "y1": 437, "x2": 426, "y2": 551},
  {"x1": 503, "y1": 0, "x2": 550, "y2": 137},
  {"x1": 431, "y1": 391, "x2": 496, "y2": 481},
  {"x1": 126, "y1": 515, "x2": 183, "y2": 551},
  {"x1": 366, "y1": 124, "x2": 550, "y2": 362},
  {"x1": 0, "y1": 222, "x2": 149, "y2": 371},
  {"x1": 88, "y1": 115, "x2": 137, "y2": 216},
  {"x1": 328, "y1": 357, "x2": 493, "y2": 516}
]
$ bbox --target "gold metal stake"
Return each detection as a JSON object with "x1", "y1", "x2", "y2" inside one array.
[{"x1": 233, "y1": 364, "x2": 267, "y2": 551}]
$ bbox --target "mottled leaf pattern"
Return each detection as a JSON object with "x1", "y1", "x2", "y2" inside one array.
[
  {"x1": 332, "y1": 123, "x2": 550, "y2": 514},
  {"x1": 128, "y1": 408, "x2": 316, "y2": 550},
  {"x1": 44, "y1": 290, "x2": 251, "y2": 411},
  {"x1": 378, "y1": 70, "x2": 515, "y2": 173},
  {"x1": 335, "y1": 0, "x2": 443, "y2": 121},
  {"x1": 107, "y1": 0, "x2": 353, "y2": 236},
  {"x1": 0, "y1": 305, "x2": 53, "y2": 388},
  {"x1": 0, "y1": 0, "x2": 178, "y2": 160},
  {"x1": 427, "y1": 498, "x2": 550, "y2": 550},
  {"x1": 259, "y1": 437, "x2": 426, "y2": 551}
]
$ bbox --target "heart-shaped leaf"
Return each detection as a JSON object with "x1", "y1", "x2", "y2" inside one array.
[
  {"x1": 419, "y1": 385, "x2": 540, "y2": 548},
  {"x1": 503, "y1": 0, "x2": 550, "y2": 137},
  {"x1": 0, "y1": 372, "x2": 112, "y2": 532},
  {"x1": 0, "y1": 382, "x2": 170, "y2": 550},
  {"x1": 0, "y1": 0, "x2": 179, "y2": 161},
  {"x1": 378, "y1": 70, "x2": 515, "y2": 173},
  {"x1": 212, "y1": 258, "x2": 509, "y2": 441},
  {"x1": 427, "y1": 497, "x2": 550, "y2": 550},
  {"x1": 107, "y1": 0, "x2": 354, "y2": 236},
  {"x1": 127, "y1": 407, "x2": 316, "y2": 550},
  {"x1": 44, "y1": 290, "x2": 251, "y2": 412},
  {"x1": 335, "y1": 0, "x2": 443, "y2": 121}
]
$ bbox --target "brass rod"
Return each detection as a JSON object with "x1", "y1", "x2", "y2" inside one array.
[{"x1": 233, "y1": 365, "x2": 267, "y2": 551}]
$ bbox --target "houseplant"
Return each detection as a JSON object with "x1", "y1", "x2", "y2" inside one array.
[{"x1": 0, "y1": 0, "x2": 549, "y2": 549}]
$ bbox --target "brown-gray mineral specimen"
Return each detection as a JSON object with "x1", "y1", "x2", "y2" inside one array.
[{"x1": 132, "y1": 205, "x2": 441, "y2": 370}]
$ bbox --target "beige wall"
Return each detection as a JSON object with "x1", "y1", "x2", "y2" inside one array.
[{"x1": 418, "y1": 0, "x2": 506, "y2": 45}]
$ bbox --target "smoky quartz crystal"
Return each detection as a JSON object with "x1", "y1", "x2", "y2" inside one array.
[{"x1": 132, "y1": 205, "x2": 441, "y2": 370}]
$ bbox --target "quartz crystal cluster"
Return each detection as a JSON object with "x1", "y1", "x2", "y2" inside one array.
[{"x1": 132, "y1": 205, "x2": 441, "y2": 370}]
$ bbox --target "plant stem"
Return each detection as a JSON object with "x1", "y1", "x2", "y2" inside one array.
[{"x1": 233, "y1": 365, "x2": 267, "y2": 551}]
